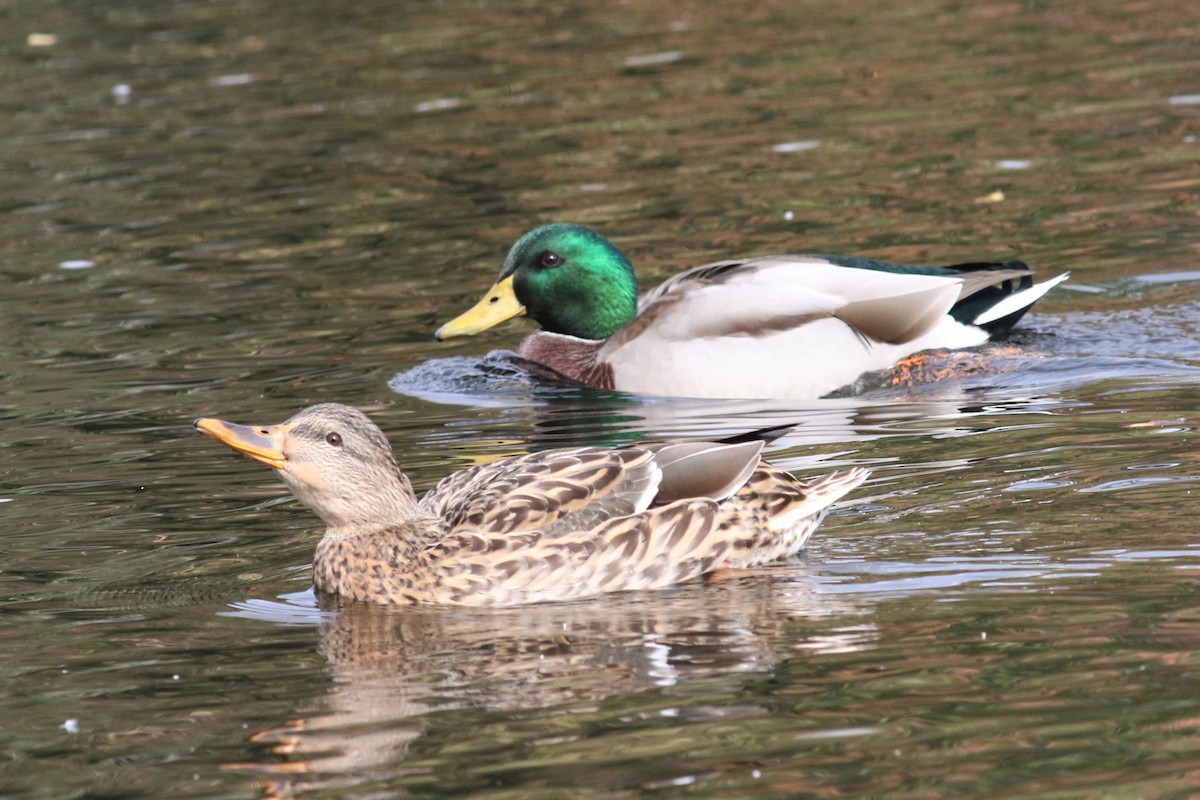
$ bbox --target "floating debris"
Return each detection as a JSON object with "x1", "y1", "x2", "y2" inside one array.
[
  {"x1": 997, "y1": 159, "x2": 1030, "y2": 170},
  {"x1": 209, "y1": 73, "x2": 255, "y2": 87},
  {"x1": 413, "y1": 97, "x2": 462, "y2": 113},
  {"x1": 58, "y1": 259, "x2": 95, "y2": 270},
  {"x1": 1126, "y1": 418, "x2": 1190, "y2": 430},
  {"x1": 1168, "y1": 94, "x2": 1200, "y2": 105},
  {"x1": 1132, "y1": 270, "x2": 1200, "y2": 284},
  {"x1": 773, "y1": 140, "x2": 820, "y2": 154},
  {"x1": 112, "y1": 83, "x2": 131, "y2": 105},
  {"x1": 624, "y1": 51, "x2": 682, "y2": 67},
  {"x1": 61, "y1": 719, "x2": 79, "y2": 734},
  {"x1": 975, "y1": 189, "x2": 1006, "y2": 204},
  {"x1": 27, "y1": 33, "x2": 58, "y2": 47}
]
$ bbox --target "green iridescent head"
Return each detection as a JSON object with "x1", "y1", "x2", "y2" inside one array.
[{"x1": 436, "y1": 224, "x2": 639, "y2": 342}]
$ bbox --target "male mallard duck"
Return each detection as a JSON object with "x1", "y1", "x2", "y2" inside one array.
[
  {"x1": 195, "y1": 403, "x2": 868, "y2": 606},
  {"x1": 435, "y1": 224, "x2": 1068, "y2": 399}
]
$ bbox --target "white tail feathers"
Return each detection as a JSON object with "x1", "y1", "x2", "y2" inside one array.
[{"x1": 973, "y1": 272, "x2": 1070, "y2": 327}]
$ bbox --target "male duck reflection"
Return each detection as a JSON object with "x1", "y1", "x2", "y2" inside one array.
[
  {"x1": 195, "y1": 403, "x2": 867, "y2": 606},
  {"x1": 436, "y1": 224, "x2": 1068, "y2": 399}
]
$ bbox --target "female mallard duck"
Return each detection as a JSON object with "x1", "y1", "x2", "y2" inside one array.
[
  {"x1": 435, "y1": 224, "x2": 1068, "y2": 399},
  {"x1": 195, "y1": 403, "x2": 868, "y2": 606}
]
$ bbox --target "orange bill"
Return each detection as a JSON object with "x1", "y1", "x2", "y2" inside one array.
[{"x1": 194, "y1": 418, "x2": 288, "y2": 469}]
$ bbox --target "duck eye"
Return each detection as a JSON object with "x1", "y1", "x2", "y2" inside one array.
[
  {"x1": 540, "y1": 251, "x2": 563, "y2": 268},
  {"x1": 325, "y1": 432, "x2": 343, "y2": 447}
]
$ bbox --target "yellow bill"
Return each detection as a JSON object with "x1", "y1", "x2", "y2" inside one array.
[
  {"x1": 194, "y1": 418, "x2": 288, "y2": 469},
  {"x1": 435, "y1": 274, "x2": 526, "y2": 340}
]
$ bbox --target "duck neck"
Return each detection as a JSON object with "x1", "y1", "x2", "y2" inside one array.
[
  {"x1": 516, "y1": 332, "x2": 616, "y2": 390},
  {"x1": 537, "y1": 281, "x2": 636, "y2": 339},
  {"x1": 293, "y1": 466, "x2": 430, "y2": 542}
]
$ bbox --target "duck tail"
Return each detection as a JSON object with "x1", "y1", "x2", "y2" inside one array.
[
  {"x1": 947, "y1": 262, "x2": 1069, "y2": 337},
  {"x1": 771, "y1": 467, "x2": 871, "y2": 534},
  {"x1": 971, "y1": 271, "x2": 1069, "y2": 336}
]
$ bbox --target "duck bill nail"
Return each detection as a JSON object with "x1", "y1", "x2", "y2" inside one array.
[
  {"x1": 434, "y1": 274, "x2": 527, "y2": 340},
  {"x1": 194, "y1": 418, "x2": 287, "y2": 469}
]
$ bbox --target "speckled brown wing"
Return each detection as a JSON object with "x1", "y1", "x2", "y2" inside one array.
[
  {"x1": 314, "y1": 496, "x2": 728, "y2": 607},
  {"x1": 320, "y1": 462, "x2": 868, "y2": 607},
  {"x1": 420, "y1": 446, "x2": 663, "y2": 537},
  {"x1": 415, "y1": 495, "x2": 732, "y2": 606},
  {"x1": 414, "y1": 467, "x2": 872, "y2": 606}
]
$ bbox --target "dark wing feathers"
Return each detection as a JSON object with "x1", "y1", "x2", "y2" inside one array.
[
  {"x1": 423, "y1": 440, "x2": 768, "y2": 539},
  {"x1": 422, "y1": 447, "x2": 660, "y2": 536},
  {"x1": 408, "y1": 440, "x2": 868, "y2": 605},
  {"x1": 944, "y1": 263, "x2": 1037, "y2": 335}
]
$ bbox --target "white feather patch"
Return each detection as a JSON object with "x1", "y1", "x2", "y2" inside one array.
[{"x1": 973, "y1": 272, "x2": 1069, "y2": 326}]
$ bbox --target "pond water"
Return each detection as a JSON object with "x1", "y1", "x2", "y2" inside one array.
[{"x1": 2, "y1": 0, "x2": 1199, "y2": 797}]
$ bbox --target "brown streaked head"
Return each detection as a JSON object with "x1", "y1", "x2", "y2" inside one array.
[{"x1": 195, "y1": 403, "x2": 421, "y2": 533}]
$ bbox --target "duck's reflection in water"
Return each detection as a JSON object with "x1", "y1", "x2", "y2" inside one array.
[{"x1": 228, "y1": 575, "x2": 873, "y2": 797}]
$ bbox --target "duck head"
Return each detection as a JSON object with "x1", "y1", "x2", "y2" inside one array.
[
  {"x1": 436, "y1": 223, "x2": 639, "y2": 341},
  {"x1": 195, "y1": 403, "x2": 420, "y2": 534}
]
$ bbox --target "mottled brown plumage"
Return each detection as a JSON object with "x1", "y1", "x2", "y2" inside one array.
[{"x1": 195, "y1": 403, "x2": 869, "y2": 606}]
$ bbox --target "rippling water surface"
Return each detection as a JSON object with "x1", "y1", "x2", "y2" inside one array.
[{"x1": 2, "y1": 0, "x2": 1199, "y2": 797}]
